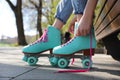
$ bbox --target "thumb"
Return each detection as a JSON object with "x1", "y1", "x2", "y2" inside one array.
[{"x1": 75, "y1": 29, "x2": 81, "y2": 36}]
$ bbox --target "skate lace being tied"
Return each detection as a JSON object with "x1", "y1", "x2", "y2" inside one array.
[
  {"x1": 31, "y1": 29, "x2": 48, "y2": 45},
  {"x1": 61, "y1": 36, "x2": 76, "y2": 47}
]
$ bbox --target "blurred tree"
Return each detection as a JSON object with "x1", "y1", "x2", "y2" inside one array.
[
  {"x1": 22, "y1": 0, "x2": 43, "y2": 37},
  {"x1": 42, "y1": 0, "x2": 59, "y2": 25},
  {"x1": 6, "y1": 0, "x2": 27, "y2": 45},
  {"x1": 28, "y1": 0, "x2": 42, "y2": 37},
  {"x1": 23, "y1": 0, "x2": 59, "y2": 37}
]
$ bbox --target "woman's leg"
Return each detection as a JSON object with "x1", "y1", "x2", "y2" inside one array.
[{"x1": 53, "y1": 0, "x2": 73, "y2": 30}]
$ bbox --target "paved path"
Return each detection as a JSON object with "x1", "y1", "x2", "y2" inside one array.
[{"x1": 0, "y1": 47, "x2": 120, "y2": 80}]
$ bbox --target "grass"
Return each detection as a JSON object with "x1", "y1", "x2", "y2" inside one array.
[{"x1": 0, "y1": 43, "x2": 18, "y2": 47}]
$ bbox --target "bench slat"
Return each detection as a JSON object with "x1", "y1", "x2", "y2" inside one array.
[
  {"x1": 94, "y1": 0, "x2": 107, "y2": 25},
  {"x1": 95, "y1": 0, "x2": 120, "y2": 40},
  {"x1": 96, "y1": 15, "x2": 120, "y2": 40},
  {"x1": 94, "y1": 0, "x2": 117, "y2": 30}
]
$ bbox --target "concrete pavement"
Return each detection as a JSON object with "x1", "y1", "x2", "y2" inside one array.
[{"x1": 0, "y1": 47, "x2": 120, "y2": 80}]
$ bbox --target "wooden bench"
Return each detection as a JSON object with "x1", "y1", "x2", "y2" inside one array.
[{"x1": 94, "y1": 0, "x2": 120, "y2": 61}]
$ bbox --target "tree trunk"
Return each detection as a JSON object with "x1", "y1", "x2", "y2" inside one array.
[
  {"x1": 15, "y1": 0, "x2": 27, "y2": 45},
  {"x1": 6, "y1": 0, "x2": 27, "y2": 45},
  {"x1": 37, "y1": 0, "x2": 42, "y2": 37}
]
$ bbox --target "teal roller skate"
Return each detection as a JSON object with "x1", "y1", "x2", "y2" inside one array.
[
  {"x1": 50, "y1": 24, "x2": 96, "y2": 68},
  {"x1": 22, "y1": 25, "x2": 61, "y2": 66}
]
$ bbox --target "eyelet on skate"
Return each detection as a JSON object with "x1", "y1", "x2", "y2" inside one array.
[
  {"x1": 30, "y1": 29, "x2": 48, "y2": 46},
  {"x1": 61, "y1": 37, "x2": 76, "y2": 47}
]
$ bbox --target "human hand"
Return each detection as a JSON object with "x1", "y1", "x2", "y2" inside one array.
[
  {"x1": 76, "y1": 16, "x2": 92, "y2": 36},
  {"x1": 68, "y1": 15, "x2": 77, "y2": 34},
  {"x1": 75, "y1": 0, "x2": 97, "y2": 36}
]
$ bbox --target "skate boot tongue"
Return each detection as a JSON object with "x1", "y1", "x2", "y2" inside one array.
[{"x1": 31, "y1": 29, "x2": 48, "y2": 45}]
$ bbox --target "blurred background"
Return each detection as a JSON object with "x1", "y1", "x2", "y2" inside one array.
[
  {"x1": 0, "y1": 0, "x2": 66, "y2": 46},
  {"x1": 0, "y1": 0, "x2": 107, "y2": 49}
]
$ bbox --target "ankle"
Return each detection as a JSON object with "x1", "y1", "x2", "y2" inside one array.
[{"x1": 52, "y1": 19, "x2": 64, "y2": 30}]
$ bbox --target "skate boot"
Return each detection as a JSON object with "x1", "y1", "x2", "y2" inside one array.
[
  {"x1": 22, "y1": 25, "x2": 61, "y2": 66},
  {"x1": 50, "y1": 26, "x2": 96, "y2": 68}
]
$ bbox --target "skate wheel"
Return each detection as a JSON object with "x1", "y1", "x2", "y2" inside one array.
[
  {"x1": 50, "y1": 57, "x2": 58, "y2": 66},
  {"x1": 22, "y1": 56, "x2": 28, "y2": 62},
  {"x1": 27, "y1": 57, "x2": 38, "y2": 66},
  {"x1": 49, "y1": 57, "x2": 58, "y2": 67},
  {"x1": 58, "y1": 58, "x2": 69, "y2": 68},
  {"x1": 82, "y1": 59, "x2": 92, "y2": 68}
]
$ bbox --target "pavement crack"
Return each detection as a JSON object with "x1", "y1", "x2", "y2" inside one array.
[{"x1": 9, "y1": 67, "x2": 39, "y2": 80}]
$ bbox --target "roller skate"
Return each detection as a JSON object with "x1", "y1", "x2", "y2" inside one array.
[
  {"x1": 22, "y1": 25, "x2": 61, "y2": 66},
  {"x1": 49, "y1": 24, "x2": 96, "y2": 69}
]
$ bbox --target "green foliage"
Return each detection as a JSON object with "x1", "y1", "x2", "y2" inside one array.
[
  {"x1": 0, "y1": 43, "x2": 19, "y2": 47},
  {"x1": 96, "y1": 40, "x2": 104, "y2": 48},
  {"x1": 93, "y1": 0, "x2": 101, "y2": 24},
  {"x1": 117, "y1": 33, "x2": 120, "y2": 40},
  {"x1": 42, "y1": 0, "x2": 59, "y2": 27}
]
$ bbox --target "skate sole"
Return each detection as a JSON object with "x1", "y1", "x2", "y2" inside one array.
[
  {"x1": 54, "y1": 49, "x2": 95, "y2": 57},
  {"x1": 23, "y1": 49, "x2": 53, "y2": 58}
]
